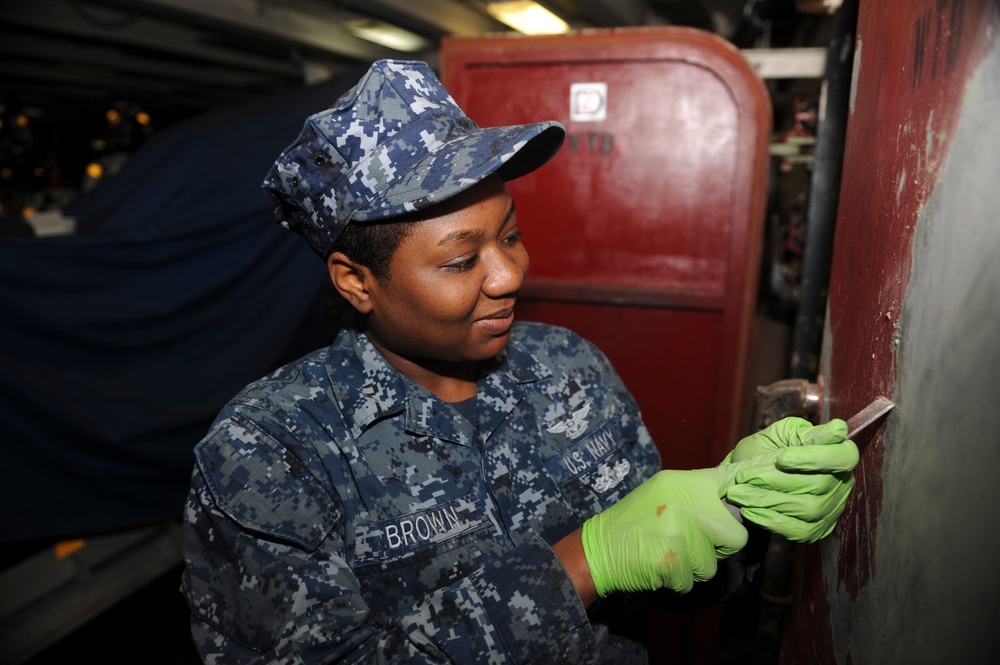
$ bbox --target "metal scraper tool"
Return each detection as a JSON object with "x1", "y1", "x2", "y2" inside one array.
[{"x1": 846, "y1": 397, "x2": 896, "y2": 439}]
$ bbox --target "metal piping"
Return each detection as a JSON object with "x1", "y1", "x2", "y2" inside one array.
[{"x1": 789, "y1": 0, "x2": 858, "y2": 379}]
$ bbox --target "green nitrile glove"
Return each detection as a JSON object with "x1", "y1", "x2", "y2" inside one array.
[
  {"x1": 722, "y1": 417, "x2": 848, "y2": 464},
  {"x1": 726, "y1": 437, "x2": 860, "y2": 543},
  {"x1": 581, "y1": 467, "x2": 750, "y2": 597}
]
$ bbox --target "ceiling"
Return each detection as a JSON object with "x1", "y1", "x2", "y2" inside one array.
[{"x1": 0, "y1": 0, "x2": 834, "y2": 129}]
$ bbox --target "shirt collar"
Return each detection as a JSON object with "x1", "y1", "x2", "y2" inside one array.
[{"x1": 328, "y1": 325, "x2": 551, "y2": 446}]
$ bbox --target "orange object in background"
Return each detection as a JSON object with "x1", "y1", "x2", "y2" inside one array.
[{"x1": 54, "y1": 539, "x2": 86, "y2": 560}]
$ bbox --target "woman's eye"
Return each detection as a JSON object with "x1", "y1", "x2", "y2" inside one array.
[
  {"x1": 502, "y1": 230, "x2": 523, "y2": 245},
  {"x1": 444, "y1": 255, "x2": 477, "y2": 271}
]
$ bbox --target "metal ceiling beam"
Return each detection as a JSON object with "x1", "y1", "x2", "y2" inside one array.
[
  {"x1": 337, "y1": 0, "x2": 505, "y2": 36},
  {"x1": 0, "y1": 60, "x2": 257, "y2": 107},
  {"x1": 649, "y1": 0, "x2": 715, "y2": 31},
  {"x1": 87, "y1": 0, "x2": 399, "y2": 60},
  {"x1": 0, "y1": 0, "x2": 307, "y2": 75},
  {"x1": 0, "y1": 33, "x2": 285, "y2": 89},
  {"x1": 742, "y1": 48, "x2": 827, "y2": 79},
  {"x1": 570, "y1": 0, "x2": 652, "y2": 26}
]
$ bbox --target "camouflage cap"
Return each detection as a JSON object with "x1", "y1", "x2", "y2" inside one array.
[{"x1": 263, "y1": 59, "x2": 566, "y2": 258}]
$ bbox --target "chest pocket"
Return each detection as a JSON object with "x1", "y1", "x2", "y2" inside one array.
[
  {"x1": 350, "y1": 492, "x2": 504, "y2": 619},
  {"x1": 544, "y1": 420, "x2": 644, "y2": 518}
]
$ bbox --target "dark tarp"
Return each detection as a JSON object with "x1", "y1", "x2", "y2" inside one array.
[{"x1": 0, "y1": 67, "x2": 366, "y2": 542}]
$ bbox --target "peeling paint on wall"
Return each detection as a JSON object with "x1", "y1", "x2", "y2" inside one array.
[{"x1": 780, "y1": 1, "x2": 1000, "y2": 663}]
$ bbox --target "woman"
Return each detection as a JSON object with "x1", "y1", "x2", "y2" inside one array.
[{"x1": 182, "y1": 59, "x2": 858, "y2": 664}]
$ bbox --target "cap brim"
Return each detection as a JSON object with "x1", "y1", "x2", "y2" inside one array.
[{"x1": 351, "y1": 120, "x2": 565, "y2": 222}]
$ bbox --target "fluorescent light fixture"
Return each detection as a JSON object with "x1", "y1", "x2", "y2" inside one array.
[
  {"x1": 344, "y1": 19, "x2": 431, "y2": 52},
  {"x1": 486, "y1": 1, "x2": 570, "y2": 35}
]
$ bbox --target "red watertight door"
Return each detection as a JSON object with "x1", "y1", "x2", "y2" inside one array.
[{"x1": 441, "y1": 27, "x2": 771, "y2": 472}]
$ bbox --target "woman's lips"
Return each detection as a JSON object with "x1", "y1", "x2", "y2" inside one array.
[{"x1": 474, "y1": 308, "x2": 515, "y2": 335}]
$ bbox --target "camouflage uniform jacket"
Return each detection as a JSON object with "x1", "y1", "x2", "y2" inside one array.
[{"x1": 182, "y1": 321, "x2": 663, "y2": 664}]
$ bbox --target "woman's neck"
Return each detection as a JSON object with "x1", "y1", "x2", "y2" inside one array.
[{"x1": 368, "y1": 338, "x2": 478, "y2": 403}]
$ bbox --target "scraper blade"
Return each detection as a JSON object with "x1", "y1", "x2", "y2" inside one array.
[{"x1": 845, "y1": 397, "x2": 896, "y2": 439}]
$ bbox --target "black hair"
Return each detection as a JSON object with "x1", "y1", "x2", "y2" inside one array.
[
  {"x1": 325, "y1": 217, "x2": 420, "y2": 336},
  {"x1": 329, "y1": 218, "x2": 418, "y2": 281}
]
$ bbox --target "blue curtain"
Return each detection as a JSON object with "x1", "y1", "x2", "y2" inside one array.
[{"x1": 0, "y1": 67, "x2": 366, "y2": 541}]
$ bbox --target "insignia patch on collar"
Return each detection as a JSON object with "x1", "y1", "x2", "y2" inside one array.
[
  {"x1": 591, "y1": 459, "x2": 631, "y2": 493},
  {"x1": 546, "y1": 401, "x2": 591, "y2": 439}
]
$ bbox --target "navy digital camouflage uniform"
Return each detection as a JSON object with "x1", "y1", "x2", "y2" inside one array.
[
  {"x1": 183, "y1": 59, "x2": 763, "y2": 665},
  {"x1": 182, "y1": 321, "x2": 662, "y2": 663}
]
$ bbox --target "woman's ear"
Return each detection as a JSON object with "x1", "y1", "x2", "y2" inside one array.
[{"x1": 327, "y1": 251, "x2": 375, "y2": 314}]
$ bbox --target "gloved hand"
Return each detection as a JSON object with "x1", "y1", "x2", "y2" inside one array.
[
  {"x1": 724, "y1": 419, "x2": 860, "y2": 542},
  {"x1": 581, "y1": 466, "x2": 751, "y2": 597},
  {"x1": 723, "y1": 416, "x2": 848, "y2": 463}
]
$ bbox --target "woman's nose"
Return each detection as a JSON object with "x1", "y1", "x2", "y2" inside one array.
[{"x1": 482, "y1": 246, "x2": 527, "y2": 297}]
